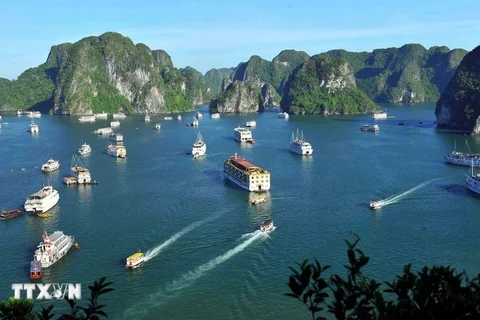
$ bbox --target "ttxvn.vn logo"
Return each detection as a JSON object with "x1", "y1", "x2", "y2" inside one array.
[{"x1": 12, "y1": 283, "x2": 81, "y2": 300}]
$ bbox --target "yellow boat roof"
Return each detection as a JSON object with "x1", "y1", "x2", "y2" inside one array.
[{"x1": 127, "y1": 252, "x2": 143, "y2": 260}]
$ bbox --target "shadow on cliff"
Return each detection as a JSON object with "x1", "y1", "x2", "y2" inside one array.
[{"x1": 29, "y1": 96, "x2": 54, "y2": 114}]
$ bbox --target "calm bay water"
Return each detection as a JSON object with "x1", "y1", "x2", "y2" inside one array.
[{"x1": 1, "y1": 103, "x2": 480, "y2": 319}]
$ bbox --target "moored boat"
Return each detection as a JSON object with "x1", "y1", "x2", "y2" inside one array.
[
  {"x1": 0, "y1": 208, "x2": 24, "y2": 220},
  {"x1": 110, "y1": 121, "x2": 120, "y2": 128},
  {"x1": 246, "y1": 120, "x2": 256, "y2": 127},
  {"x1": 155, "y1": 124, "x2": 161, "y2": 130},
  {"x1": 234, "y1": 126, "x2": 253, "y2": 142},
  {"x1": 126, "y1": 251, "x2": 146, "y2": 269},
  {"x1": 28, "y1": 111, "x2": 42, "y2": 118},
  {"x1": 24, "y1": 185, "x2": 59, "y2": 213},
  {"x1": 224, "y1": 153, "x2": 270, "y2": 192},
  {"x1": 260, "y1": 220, "x2": 274, "y2": 233},
  {"x1": 278, "y1": 112, "x2": 289, "y2": 119},
  {"x1": 41, "y1": 159, "x2": 60, "y2": 172},
  {"x1": 109, "y1": 132, "x2": 124, "y2": 142},
  {"x1": 177, "y1": 115, "x2": 182, "y2": 120},
  {"x1": 71, "y1": 154, "x2": 92, "y2": 184},
  {"x1": 144, "y1": 113, "x2": 151, "y2": 122},
  {"x1": 33, "y1": 230, "x2": 75, "y2": 268},
  {"x1": 78, "y1": 143, "x2": 92, "y2": 155},
  {"x1": 211, "y1": 113, "x2": 220, "y2": 119},
  {"x1": 196, "y1": 111, "x2": 203, "y2": 119},
  {"x1": 372, "y1": 111, "x2": 387, "y2": 119},
  {"x1": 94, "y1": 112, "x2": 108, "y2": 119},
  {"x1": 78, "y1": 115, "x2": 96, "y2": 122},
  {"x1": 466, "y1": 160, "x2": 480, "y2": 195},
  {"x1": 164, "y1": 116, "x2": 173, "y2": 120},
  {"x1": 94, "y1": 127, "x2": 113, "y2": 135},
  {"x1": 106, "y1": 143, "x2": 127, "y2": 158},
  {"x1": 445, "y1": 141, "x2": 480, "y2": 167},
  {"x1": 112, "y1": 113, "x2": 127, "y2": 119},
  {"x1": 30, "y1": 260, "x2": 43, "y2": 280},
  {"x1": 361, "y1": 124, "x2": 380, "y2": 132}
]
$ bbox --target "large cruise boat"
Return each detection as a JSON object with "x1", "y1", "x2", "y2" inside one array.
[
  {"x1": 224, "y1": 153, "x2": 270, "y2": 192},
  {"x1": 234, "y1": 127, "x2": 253, "y2": 142},
  {"x1": 29, "y1": 120, "x2": 39, "y2": 133},
  {"x1": 78, "y1": 115, "x2": 96, "y2": 122},
  {"x1": 33, "y1": 230, "x2": 75, "y2": 268},
  {"x1": 290, "y1": 129, "x2": 313, "y2": 155},
  {"x1": 110, "y1": 121, "x2": 120, "y2": 128},
  {"x1": 466, "y1": 161, "x2": 480, "y2": 195},
  {"x1": 445, "y1": 142, "x2": 480, "y2": 167},
  {"x1": 192, "y1": 132, "x2": 206, "y2": 158},
  {"x1": 71, "y1": 155, "x2": 92, "y2": 183},
  {"x1": 41, "y1": 159, "x2": 60, "y2": 172},
  {"x1": 94, "y1": 127, "x2": 113, "y2": 135},
  {"x1": 27, "y1": 111, "x2": 42, "y2": 118},
  {"x1": 78, "y1": 143, "x2": 92, "y2": 155},
  {"x1": 24, "y1": 185, "x2": 59, "y2": 213},
  {"x1": 106, "y1": 143, "x2": 127, "y2": 158}
]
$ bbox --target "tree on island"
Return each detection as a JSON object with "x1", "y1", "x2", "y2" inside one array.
[
  {"x1": 286, "y1": 234, "x2": 480, "y2": 320},
  {"x1": 0, "y1": 277, "x2": 112, "y2": 320}
]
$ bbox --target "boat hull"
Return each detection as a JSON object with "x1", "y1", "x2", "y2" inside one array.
[
  {"x1": 24, "y1": 190, "x2": 59, "y2": 213},
  {"x1": 0, "y1": 209, "x2": 23, "y2": 219},
  {"x1": 445, "y1": 155, "x2": 480, "y2": 167},
  {"x1": 466, "y1": 176, "x2": 480, "y2": 195}
]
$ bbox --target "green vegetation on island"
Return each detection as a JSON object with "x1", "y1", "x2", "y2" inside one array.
[
  {"x1": 322, "y1": 44, "x2": 467, "y2": 103},
  {"x1": 435, "y1": 45, "x2": 480, "y2": 133},
  {"x1": 281, "y1": 55, "x2": 379, "y2": 114}
]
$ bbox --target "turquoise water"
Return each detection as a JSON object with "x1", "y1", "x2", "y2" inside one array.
[{"x1": 1, "y1": 104, "x2": 480, "y2": 319}]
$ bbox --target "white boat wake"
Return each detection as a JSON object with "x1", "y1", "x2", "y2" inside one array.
[
  {"x1": 143, "y1": 209, "x2": 228, "y2": 262},
  {"x1": 376, "y1": 178, "x2": 441, "y2": 208},
  {"x1": 122, "y1": 231, "x2": 266, "y2": 319}
]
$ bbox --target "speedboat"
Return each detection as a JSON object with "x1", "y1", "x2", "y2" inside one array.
[
  {"x1": 369, "y1": 200, "x2": 383, "y2": 210},
  {"x1": 260, "y1": 220, "x2": 274, "y2": 233},
  {"x1": 126, "y1": 251, "x2": 146, "y2": 269},
  {"x1": 41, "y1": 159, "x2": 60, "y2": 172}
]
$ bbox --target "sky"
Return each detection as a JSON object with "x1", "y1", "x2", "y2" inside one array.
[{"x1": 0, "y1": 0, "x2": 479, "y2": 80}]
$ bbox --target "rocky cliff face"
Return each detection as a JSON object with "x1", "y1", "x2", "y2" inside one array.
[
  {"x1": 0, "y1": 32, "x2": 204, "y2": 114},
  {"x1": 281, "y1": 55, "x2": 379, "y2": 115},
  {"x1": 322, "y1": 44, "x2": 467, "y2": 103},
  {"x1": 209, "y1": 81, "x2": 261, "y2": 113},
  {"x1": 435, "y1": 45, "x2": 480, "y2": 133}
]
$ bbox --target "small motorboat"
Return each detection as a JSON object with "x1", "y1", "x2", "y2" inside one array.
[
  {"x1": 250, "y1": 195, "x2": 266, "y2": 205},
  {"x1": 155, "y1": 124, "x2": 161, "y2": 130},
  {"x1": 30, "y1": 260, "x2": 43, "y2": 280},
  {"x1": 369, "y1": 200, "x2": 383, "y2": 210},
  {"x1": 260, "y1": 220, "x2": 274, "y2": 233},
  {"x1": 126, "y1": 251, "x2": 146, "y2": 269},
  {"x1": 74, "y1": 242, "x2": 80, "y2": 250}
]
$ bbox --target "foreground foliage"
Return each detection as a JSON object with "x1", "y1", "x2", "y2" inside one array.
[
  {"x1": 0, "y1": 277, "x2": 113, "y2": 320},
  {"x1": 286, "y1": 235, "x2": 480, "y2": 319}
]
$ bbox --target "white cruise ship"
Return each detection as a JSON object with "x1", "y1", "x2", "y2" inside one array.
[
  {"x1": 109, "y1": 132, "x2": 124, "y2": 142},
  {"x1": 41, "y1": 159, "x2": 60, "y2": 172},
  {"x1": 246, "y1": 120, "x2": 256, "y2": 127},
  {"x1": 466, "y1": 163, "x2": 480, "y2": 195},
  {"x1": 290, "y1": 129, "x2": 313, "y2": 155},
  {"x1": 106, "y1": 143, "x2": 127, "y2": 158},
  {"x1": 78, "y1": 143, "x2": 91, "y2": 155},
  {"x1": 144, "y1": 113, "x2": 151, "y2": 122},
  {"x1": 224, "y1": 153, "x2": 270, "y2": 192},
  {"x1": 372, "y1": 111, "x2": 387, "y2": 119},
  {"x1": 211, "y1": 113, "x2": 220, "y2": 119},
  {"x1": 24, "y1": 185, "x2": 59, "y2": 213},
  {"x1": 192, "y1": 132, "x2": 206, "y2": 158},
  {"x1": 28, "y1": 111, "x2": 42, "y2": 118},
  {"x1": 278, "y1": 112, "x2": 289, "y2": 119},
  {"x1": 71, "y1": 155, "x2": 92, "y2": 183},
  {"x1": 234, "y1": 127, "x2": 253, "y2": 142},
  {"x1": 29, "y1": 120, "x2": 39, "y2": 133},
  {"x1": 78, "y1": 115, "x2": 96, "y2": 122},
  {"x1": 196, "y1": 111, "x2": 203, "y2": 119},
  {"x1": 177, "y1": 115, "x2": 182, "y2": 121},
  {"x1": 33, "y1": 231, "x2": 74, "y2": 268},
  {"x1": 94, "y1": 127, "x2": 113, "y2": 135},
  {"x1": 110, "y1": 121, "x2": 120, "y2": 128},
  {"x1": 112, "y1": 113, "x2": 127, "y2": 119},
  {"x1": 94, "y1": 112, "x2": 108, "y2": 119},
  {"x1": 164, "y1": 116, "x2": 173, "y2": 120}
]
